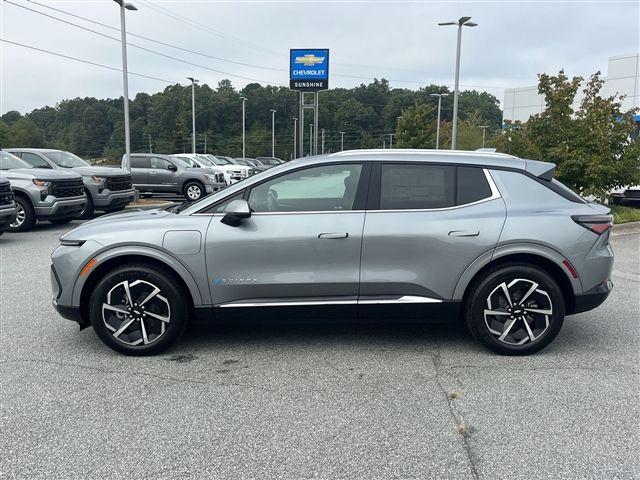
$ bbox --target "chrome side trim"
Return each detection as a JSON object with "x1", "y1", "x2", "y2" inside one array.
[
  {"x1": 358, "y1": 296, "x2": 443, "y2": 304},
  {"x1": 220, "y1": 300, "x2": 358, "y2": 308},
  {"x1": 219, "y1": 295, "x2": 442, "y2": 308}
]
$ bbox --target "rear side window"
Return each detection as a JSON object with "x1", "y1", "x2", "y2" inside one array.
[
  {"x1": 457, "y1": 167, "x2": 492, "y2": 205},
  {"x1": 380, "y1": 164, "x2": 455, "y2": 209},
  {"x1": 130, "y1": 156, "x2": 150, "y2": 168}
]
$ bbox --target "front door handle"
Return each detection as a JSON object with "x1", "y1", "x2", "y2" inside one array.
[
  {"x1": 448, "y1": 230, "x2": 479, "y2": 237},
  {"x1": 318, "y1": 232, "x2": 348, "y2": 239}
]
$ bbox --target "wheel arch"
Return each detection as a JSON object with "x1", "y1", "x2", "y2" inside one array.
[
  {"x1": 455, "y1": 248, "x2": 580, "y2": 315},
  {"x1": 76, "y1": 249, "x2": 205, "y2": 327}
]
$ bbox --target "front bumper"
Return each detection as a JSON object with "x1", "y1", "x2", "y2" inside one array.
[
  {"x1": 571, "y1": 280, "x2": 613, "y2": 315},
  {"x1": 93, "y1": 189, "x2": 136, "y2": 210},
  {"x1": 0, "y1": 204, "x2": 17, "y2": 231},
  {"x1": 205, "y1": 182, "x2": 226, "y2": 194},
  {"x1": 35, "y1": 197, "x2": 86, "y2": 220}
]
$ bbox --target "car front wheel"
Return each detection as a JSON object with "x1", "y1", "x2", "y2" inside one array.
[
  {"x1": 465, "y1": 264, "x2": 565, "y2": 355},
  {"x1": 183, "y1": 181, "x2": 204, "y2": 202},
  {"x1": 9, "y1": 196, "x2": 36, "y2": 232},
  {"x1": 88, "y1": 264, "x2": 188, "y2": 355}
]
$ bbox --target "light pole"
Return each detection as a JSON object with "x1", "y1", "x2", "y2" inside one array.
[
  {"x1": 113, "y1": 0, "x2": 137, "y2": 172},
  {"x1": 321, "y1": 128, "x2": 325, "y2": 154},
  {"x1": 292, "y1": 117, "x2": 298, "y2": 159},
  {"x1": 270, "y1": 109, "x2": 276, "y2": 158},
  {"x1": 430, "y1": 93, "x2": 448, "y2": 150},
  {"x1": 388, "y1": 133, "x2": 395, "y2": 149},
  {"x1": 478, "y1": 125, "x2": 489, "y2": 148},
  {"x1": 383, "y1": 138, "x2": 386, "y2": 149},
  {"x1": 339, "y1": 131, "x2": 345, "y2": 151},
  {"x1": 309, "y1": 124, "x2": 314, "y2": 155},
  {"x1": 240, "y1": 96, "x2": 247, "y2": 158},
  {"x1": 187, "y1": 77, "x2": 199, "y2": 154},
  {"x1": 148, "y1": 134, "x2": 152, "y2": 153},
  {"x1": 438, "y1": 16, "x2": 477, "y2": 150}
]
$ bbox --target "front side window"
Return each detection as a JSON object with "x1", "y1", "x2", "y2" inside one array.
[
  {"x1": 150, "y1": 157, "x2": 173, "y2": 170},
  {"x1": 248, "y1": 164, "x2": 363, "y2": 212},
  {"x1": 381, "y1": 164, "x2": 455, "y2": 210},
  {"x1": 19, "y1": 152, "x2": 52, "y2": 169}
]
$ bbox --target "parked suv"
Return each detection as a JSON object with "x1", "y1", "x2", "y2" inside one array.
[
  {"x1": 126, "y1": 153, "x2": 226, "y2": 201},
  {"x1": 52, "y1": 149, "x2": 613, "y2": 356},
  {"x1": 0, "y1": 150, "x2": 86, "y2": 232},
  {"x1": 0, "y1": 176, "x2": 17, "y2": 235},
  {"x1": 7, "y1": 148, "x2": 135, "y2": 218}
]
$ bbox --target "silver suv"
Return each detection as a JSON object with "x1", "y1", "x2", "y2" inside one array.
[
  {"x1": 51, "y1": 150, "x2": 613, "y2": 356},
  {"x1": 127, "y1": 153, "x2": 226, "y2": 201},
  {"x1": 1, "y1": 150, "x2": 86, "y2": 232},
  {"x1": 7, "y1": 148, "x2": 135, "y2": 218}
]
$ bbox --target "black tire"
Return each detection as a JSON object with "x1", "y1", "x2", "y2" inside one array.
[
  {"x1": 464, "y1": 263, "x2": 565, "y2": 355},
  {"x1": 9, "y1": 196, "x2": 36, "y2": 232},
  {"x1": 183, "y1": 181, "x2": 204, "y2": 202},
  {"x1": 104, "y1": 206, "x2": 126, "y2": 214},
  {"x1": 78, "y1": 191, "x2": 95, "y2": 219},
  {"x1": 88, "y1": 263, "x2": 189, "y2": 356},
  {"x1": 50, "y1": 218, "x2": 73, "y2": 225}
]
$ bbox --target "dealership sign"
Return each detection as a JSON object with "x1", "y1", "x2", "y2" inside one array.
[{"x1": 290, "y1": 49, "x2": 329, "y2": 91}]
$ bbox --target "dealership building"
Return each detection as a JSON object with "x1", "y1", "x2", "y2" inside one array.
[{"x1": 502, "y1": 53, "x2": 640, "y2": 125}]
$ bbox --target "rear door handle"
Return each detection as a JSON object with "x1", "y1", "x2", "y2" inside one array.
[
  {"x1": 448, "y1": 230, "x2": 479, "y2": 237},
  {"x1": 318, "y1": 232, "x2": 348, "y2": 239}
]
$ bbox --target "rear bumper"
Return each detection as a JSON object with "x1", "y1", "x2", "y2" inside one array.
[{"x1": 571, "y1": 280, "x2": 613, "y2": 314}]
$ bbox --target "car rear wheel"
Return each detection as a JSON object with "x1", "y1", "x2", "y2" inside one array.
[
  {"x1": 88, "y1": 264, "x2": 188, "y2": 356},
  {"x1": 9, "y1": 196, "x2": 36, "y2": 232},
  {"x1": 465, "y1": 264, "x2": 565, "y2": 355},
  {"x1": 183, "y1": 181, "x2": 204, "y2": 202}
]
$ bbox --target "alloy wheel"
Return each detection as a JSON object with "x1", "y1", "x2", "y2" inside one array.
[
  {"x1": 483, "y1": 278, "x2": 553, "y2": 346},
  {"x1": 10, "y1": 204, "x2": 25, "y2": 228},
  {"x1": 102, "y1": 279, "x2": 171, "y2": 346},
  {"x1": 186, "y1": 185, "x2": 202, "y2": 200}
]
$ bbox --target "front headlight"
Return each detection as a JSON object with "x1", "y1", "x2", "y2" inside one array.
[
  {"x1": 91, "y1": 176, "x2": 106, "y2": 186},
  {"x1": 204, "y1": 174, "x2": 218, "y2": 184},
  {"x1": 32, "y1": 179, "x2": 52, "y2": 188}
]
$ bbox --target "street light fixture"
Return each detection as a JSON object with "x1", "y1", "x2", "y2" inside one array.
[
  {"x1": 113, "y1": 0, "x2": 137, "y2": 172},
  {"x1": 240, "y1": 96, "x2": 247, "y2": 158},
  {"x1": 270, "y1": 109, "x2": 276, "y2": 158},
  {"x1": 429, "y1": 93, "x2": 448, "y2": 150},
  {"x1": 438, "y1": 16, "x2": 477, "y2": 150},
  {"x1": 187, "y1": 77, "x2": 199, "y2": 154},
  {"x1": 478, "y1": 125, "x2": 489, "y2": 148}
]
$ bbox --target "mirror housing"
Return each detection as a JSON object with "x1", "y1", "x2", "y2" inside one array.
[
  {"x1": 167, "y1": 163, "x2": 177, "y2": 172},
  {"x1": 221, "y1": 199, "x2": 251, "y2": 226}
]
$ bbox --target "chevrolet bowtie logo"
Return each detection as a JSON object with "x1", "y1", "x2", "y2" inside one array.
[{"x1": 295, "y1": 54, "x2": 325, "y2": 67}]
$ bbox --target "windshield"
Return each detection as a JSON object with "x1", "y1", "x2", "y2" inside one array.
[
  {"x1": 0, "y1": 151, "x2": 32, "y2": 170},
  {"x1": 234, "y1": 159, "x2": 250, "y2": 166},
  {"x1": 194, "y1": 155, "x2": 216, "y2": 167},
  {"x1": 43, "y1": 150, "x2": 90, "y2": 168},
  {"x1": 210, "y1": 155, "x2": 231, "y2": 165},
  {"x1": 171, "y1": 157, "x2": 191, "y2": 168},
  {"x1": 257, "y1": 157, "x2": 282, "y2": 165}
]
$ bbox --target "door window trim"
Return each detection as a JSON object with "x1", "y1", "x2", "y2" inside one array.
[{"x1": 368, "y1": 162, "x2": 500, "y2": 212}]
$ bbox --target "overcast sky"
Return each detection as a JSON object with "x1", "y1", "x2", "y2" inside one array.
[{"x1": 0, "y1": 0, "x2": 638, "y2": 115}]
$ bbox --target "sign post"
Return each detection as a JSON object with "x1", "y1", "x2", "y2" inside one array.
[{"x1": 290, "y1": 49, "x2": 329, "y2": 157}]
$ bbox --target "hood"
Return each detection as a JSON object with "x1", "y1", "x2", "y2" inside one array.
[
  {"x1": 222, "y1": 165, "x2": 251, "y2": 171},
  {"x1": 69, "y1": 166, "x2": 130, "y2": 177},
  {"x1": 61, "y1": 208, "x2": 173, "y2": 242},
  {"x1": 186, "y1": 167, "x2": 223, "y2": 175},
  {"x1": 0, "y1": 168, "x2": 82, "y2": 181}
]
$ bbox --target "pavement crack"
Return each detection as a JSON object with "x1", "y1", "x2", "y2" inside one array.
[{"x1": 430, "y1": 334, "x2": 480, "y2": 480}]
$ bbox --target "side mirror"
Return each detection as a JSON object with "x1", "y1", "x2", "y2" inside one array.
[
  {"x1": 167, "y1": 163, "x2": 178, "y2": 172},
  {"x1": 221, "y1": 199, "x2": 251, "y2": 227}
]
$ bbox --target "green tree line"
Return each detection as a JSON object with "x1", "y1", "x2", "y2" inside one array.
[{"x1": 0, "y1": 78, "x2": 501, "y2": 160}]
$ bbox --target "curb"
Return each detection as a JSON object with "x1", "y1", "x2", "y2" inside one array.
[{"x1": 612, "y1": 221, "x2": 640, "y2": 233}]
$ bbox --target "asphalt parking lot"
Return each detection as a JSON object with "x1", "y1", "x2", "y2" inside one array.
[{"x1": 0, "y1": 220, "x2": 638, "y2": 480}]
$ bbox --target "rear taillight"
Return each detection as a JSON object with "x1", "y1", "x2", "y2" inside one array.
[{"x1": 572, "y1": 215, "x2": 613, "y2": 234}]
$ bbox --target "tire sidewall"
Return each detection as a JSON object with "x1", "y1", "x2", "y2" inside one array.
[
  {"x1": 467, "y1": 264, "x2": 566, "y2": 355},
  {"x1": 78, "y1": 190, "x2": 95, "y2": 219},
  {"x1": 89, "y1": 264, "x2": 187, "y2": 356}
]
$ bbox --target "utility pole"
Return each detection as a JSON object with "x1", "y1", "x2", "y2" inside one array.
[
  {"x1": 292, "y1": 117, "x2": 298, "y2": 159},
  {"x1": 240, "y1": 96, "x2": 247, "y2": 158},
  {"x1": 187, "y1": 77, "x2": 199, "y2": 154},
  {"x1": 478, "y1": 125, "x2": 489, "y2": 148},
  {"x1": 321, "y1": 128, "x2": 325, "y2": 154},
  {"x1": 270, "y1": 109, "x2": 276, "y2": 157},
  {"x1": 339, "y1": 131, "x2": 345, "y2": 151},
  {"x1": 430, "y1": 93, "x2": 448, "y2": 150}
]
